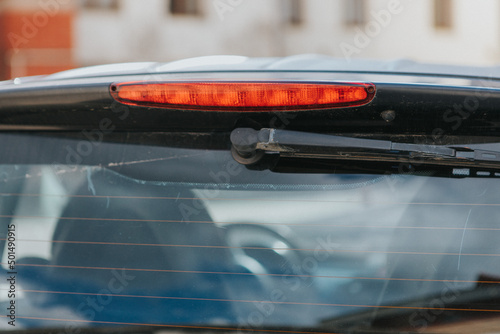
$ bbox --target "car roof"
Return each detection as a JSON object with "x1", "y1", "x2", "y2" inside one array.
[{"x1": 40, "y1": 54, "x2": 500, "y2": 81}]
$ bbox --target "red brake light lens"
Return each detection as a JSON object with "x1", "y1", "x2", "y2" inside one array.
[{"x1": 110, "y1": 81, "x2": 376, "y2": 111}]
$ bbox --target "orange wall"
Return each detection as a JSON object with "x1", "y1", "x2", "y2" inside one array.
[{"x1": 0, "y1": 10, "x2": 74, "y2": 79}]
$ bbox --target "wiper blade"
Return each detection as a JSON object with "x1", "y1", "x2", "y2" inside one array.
[{"x1": 230, "y1": 128, "x2": 500, "y2": 177}]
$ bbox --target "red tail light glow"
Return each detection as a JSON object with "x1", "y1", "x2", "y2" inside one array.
[{"x1": 110, "y1": 81, "x2": 376, "y2": 111}]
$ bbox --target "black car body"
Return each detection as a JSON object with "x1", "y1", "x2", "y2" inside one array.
[{"x1": 1, "y1": 55, "x2": 500, "y2": 333}]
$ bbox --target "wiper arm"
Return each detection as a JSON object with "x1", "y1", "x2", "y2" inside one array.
[{"x1": 230, "y1": 128, "x2": 500, "y2": 177}]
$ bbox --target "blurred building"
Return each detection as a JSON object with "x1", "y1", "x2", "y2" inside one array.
[
  {"x1": 0, "y1": 0, "x2": 74, "y2": 79},
  {"x1": 0, "y1": 0, "x2": 499, "y2": 80}
]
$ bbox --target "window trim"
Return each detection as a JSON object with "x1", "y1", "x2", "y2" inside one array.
[
  {"x1": 286, "y1": 0, "x2": 304, "y2": 26},
  {"x1": 169, "y1": 0, "x2": 202, "y2": 16},
  {"x1": 344, "y1": 0, "x2": 367, "y2": 26},
  {"x1": 434, "y1": 0, "x2": 453, "y2": 29},
  {"x1": 80, "y1": 0, "x2": 120, "y2": 11}
]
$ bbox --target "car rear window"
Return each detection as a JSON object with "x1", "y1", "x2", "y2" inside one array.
[{"x1": 1, "y1": 133, "x2": 500, "y2": 333}]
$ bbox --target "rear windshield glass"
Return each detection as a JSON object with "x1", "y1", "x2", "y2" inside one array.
[{"x1": 0, "y1": 134, "x2": 499, "y2": 333}]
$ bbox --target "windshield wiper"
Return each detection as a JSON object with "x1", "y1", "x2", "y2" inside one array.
[{"x1": 230, "y1": 128, "x2": 500, "y2": 177}]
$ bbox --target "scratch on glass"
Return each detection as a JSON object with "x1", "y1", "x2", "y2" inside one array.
[{"x1": 457, "y1": 209, "x2": 472, "y2": 270}]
